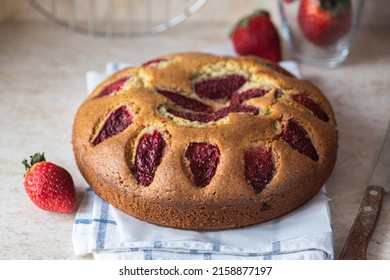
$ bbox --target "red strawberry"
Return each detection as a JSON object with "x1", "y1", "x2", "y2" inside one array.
[
  {"x1": 194, "y1": 74, "x2": 247, "y2": 100},
  {"x1": 281, "y1": 119, "x2": 319, "y2": 161},
  {"x1": 185, "y1": 142, "x2": 221, "y2": 188},
  {"x1": 91, "y1": 105, "x2": 134, "y2": 146},
  {"x1": 96, "y1": 76, "x2": 129, "y2": 98},
  {"x1": 298, "y1": 0, "x2": 352, "y2": 47},
  {"x1": 244, "y1": 146, "x2": 275, "y2": 193},
  {"x1": 230, "y1": 10, "x2": 281, "y2": 62},
  {"x1": 141, "y1": 58, "x2": 167, "y2": 67},
  {"x1": 22, "y1": 153, "x2": 76, "y2": 213},
  {"x1": 134, "y1": 130, "x2": 166, "y2": 186},
  {"x1": 157, "y1": 89, "x2": 213, "y2": 113},
  {"x1": 292, "y1": 93, "x2": 329, "y2": 121}
]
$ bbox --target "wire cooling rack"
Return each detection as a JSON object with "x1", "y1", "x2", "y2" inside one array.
[{"x1": 27, "y1": 0, "x2": 208, "y2": 38}]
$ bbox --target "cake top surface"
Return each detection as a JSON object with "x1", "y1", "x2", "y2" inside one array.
[{"x1": 72, "y1": 52, "x2": 337, "y2": 229}]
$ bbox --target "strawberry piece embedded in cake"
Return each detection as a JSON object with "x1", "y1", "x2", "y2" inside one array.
[
  {"x1": 92, "y1": 105, "x2": 133, "y2": 146},
  {"x1": 185, "y1": 142, "x2": 221, "y2": 188},
  {"x1": 194, "y1": 74, "x2": 247, "y2": 100},
  {"x1": 134, "y1": 130, "x2": 166, "y2": 186},
  {"x1": 244, "y1": 146, "x2": 275, "y2": 193}
]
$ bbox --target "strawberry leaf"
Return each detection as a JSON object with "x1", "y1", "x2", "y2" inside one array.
[
  {"x1": 22, "y1": 152, "x2": 46, "y2": 175},
  {"x1": 229, "y1": 9, "x2": 270, "y2": 37},
  {"x1": 320, "y1": 0, "x2": 351, "y2": 19}
]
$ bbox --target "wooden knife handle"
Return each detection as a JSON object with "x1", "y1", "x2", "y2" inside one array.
[{"x1": 339, "y1": 185, "x2": 384, "y2": 260}]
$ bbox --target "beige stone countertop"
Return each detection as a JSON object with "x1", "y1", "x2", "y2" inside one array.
[{"x1": 0, "y1": 18, "x2": 389, "y2": 260}]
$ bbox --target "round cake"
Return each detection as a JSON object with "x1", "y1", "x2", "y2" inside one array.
[{"x1": 72, "y1": 52, "x2": 338, "y2": 231}]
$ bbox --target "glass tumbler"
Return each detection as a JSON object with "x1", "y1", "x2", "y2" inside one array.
[{"x1": 278, "y1": 0, "x2": 366, "y2": 68}]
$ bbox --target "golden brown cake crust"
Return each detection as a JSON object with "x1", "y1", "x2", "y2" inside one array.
[{"x1": 72, "y1": 52, "x2": 338, "y2": 230}]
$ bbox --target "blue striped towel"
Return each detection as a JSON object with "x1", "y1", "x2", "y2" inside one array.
[
  {"x1": 73, "y1": 187, "x2": 333, "y2": 260},
  {"x1": 72, "y1": 47, "x2": 334, "y2": 259}
]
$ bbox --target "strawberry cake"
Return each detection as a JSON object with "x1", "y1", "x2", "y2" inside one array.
[{"x1": 72, "y1": 52, "x2": 338, "y2": 230}]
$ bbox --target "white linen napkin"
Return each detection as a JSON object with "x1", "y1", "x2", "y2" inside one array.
[{"x1": 72, "y1": 44, "x2": 334, "y2": 260}]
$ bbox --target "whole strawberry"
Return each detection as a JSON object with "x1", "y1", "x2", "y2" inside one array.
[
  {"x1": 22, "y1": 153, "x2": 76, "y2": 214},
  {"x1": 230, "y1": 10, "x2": 281, "y2": 62},
  {"x1": 298, "y1": 0, "x2": 352, "y2": 47}
]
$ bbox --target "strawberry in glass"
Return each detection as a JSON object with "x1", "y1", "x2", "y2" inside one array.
[{"x1": 298, "y1": 0, "x2": 352, "y2": 47}]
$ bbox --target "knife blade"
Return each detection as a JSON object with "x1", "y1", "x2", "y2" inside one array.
[{"x1": 339, "y1": 119, "x2": 390, "y2": 260}]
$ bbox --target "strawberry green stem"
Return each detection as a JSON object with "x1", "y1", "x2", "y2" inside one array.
[
  {"x1": 320, "y1": 0, "x2": 351, "y2": 18},
  {"x1": 22, "y1": 152, "x2": 46, "y2": 175},
  {"x1": 229, "y1": 9, "x2": 270, "y2": 37}
]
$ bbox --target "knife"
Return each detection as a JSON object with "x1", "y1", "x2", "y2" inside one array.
[{"x1": 339, "y1": 119, "x2": 390, "y2": 260}]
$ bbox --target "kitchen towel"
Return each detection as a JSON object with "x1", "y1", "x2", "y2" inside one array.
[
  {"x1": 73, "y1": 187, "x2": 333, "y2": 260},
  {"x1": 73, "y1": 43, "x2": 334, "y2": 260}
]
